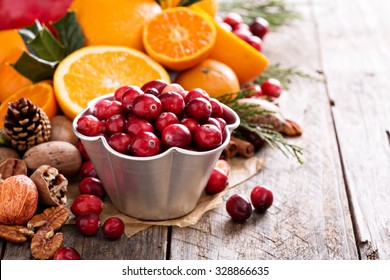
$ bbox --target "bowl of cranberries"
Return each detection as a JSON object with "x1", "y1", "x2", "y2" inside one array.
[{"x1": 73, "y1": 80, "x2": 240, "y2": 220}]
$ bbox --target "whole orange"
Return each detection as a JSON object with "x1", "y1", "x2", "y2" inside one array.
[
  {"x1": 0, "y1": 29, "x2": 32, "y2": 102},
  {"x1": 167, "y1": 0, "x2": 219, "y2": 16},
  {"x1": 174, "y1": 59, "x2": 240, "y2": 98},
  {"x1": 70, "y1": 0, "x2": 162, "y2": 51}
]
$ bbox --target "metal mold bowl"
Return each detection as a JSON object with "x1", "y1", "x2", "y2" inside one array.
[{"x1": 72, "y1": 93, "x2": 240, "y2": 220}]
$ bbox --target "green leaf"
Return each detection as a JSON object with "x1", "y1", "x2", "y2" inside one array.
[
  {"x1": 18, "y1": 21, "x2": 43, "y2": 55},
  {"x1": 53, "y1": 11, "x2": 86, "y2": 55},
  {"x1": 28, "y1": 27, "x2": 66, "y2": 61},
  {"x1": 11, "y1": 51, "x2": 58, "y2": 83}
]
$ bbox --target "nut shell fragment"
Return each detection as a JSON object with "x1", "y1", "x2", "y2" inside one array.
[
  {"x1": 30, "y1": 165, "x2": 68, "y2": 206},
  {"x1": 30, "y1": 229, "x2": 64, "y2": 260},
  {"x1": 0, "y1": 224, "x2": 34, "y2": 244},
  {"x1": 0, "y1": 158, "x2": 27, "y2": 182},
  {"x1": 27, "y1": 206, "x2": 70, "y2": 232}
]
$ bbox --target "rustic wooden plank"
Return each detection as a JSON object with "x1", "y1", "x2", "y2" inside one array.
[
  {"x1": 313, "y1": 0, "x2": 390, "y2": 259},
  {"x1": 169, "y1": 0, "x2": 358, "y2": 259}
]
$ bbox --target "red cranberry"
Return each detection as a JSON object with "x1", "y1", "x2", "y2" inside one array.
[
  {"x1": 155, "y1": 112, "x2": 179, "y2": 134},
  {"x1": 92, "y1": 99, "x2": 111, "y2": 120},
  {"x1": 161, "y1": 83, "x2": 185, "y2": 96},
  {"x1": 215, "y1": 118, "x2": 227, "y2": 132},
  {"x1": 76, "y1": 115, "x2": 104, "y2": 136},
  {"x1": 204, "y1": 167, "x2": 228, "y2": 194},
  {"x1": 194, "y1": 124, "x2": 222, "y2": 150},
  {"x1": 248, "y1": 35, "x2": 263, "y2": 52},
  {"x1": 76, "y1": 140, "x2": 90, "y2": 161},
  {"x1": 215, "y1": 159, "x2": 230, "y2": 176},
  {"x1": 250, "y1": 185, "x2": 273, "y2": 212},
  {"x1": 206, "y1": 117, "x2": 222, "y2": 131},
  {"x1": 221, "y1": 107, "x2": 237, "y2": 125},
  {"x1": 132, "y1": 94, "x2": 162, "y2": 120},
  {"x1": 106, "y1": 100, "x2": 125, "y2": 119},
  {"x1": 162, "y1": 124, "x2": 192, "y2": 149},
  {"x1": 184, "y1": 88, "x2": 210, "y2": 103},
  {"x1": 223, "y1": 12, "x2": 243, "y2": 28},
  {"x1": 180, "y1": 117, "x2": 199, "y2": 136},
  {"x1": 102, "y1": 217, "x2": 125, "y2": 240},
  {"x1": 244, "y1": 83, "x2": 263, "y2": 98},
  {"x1": 130, "y1": 131, "x2": 160, "y2": 157},
  {"x1": 184, "y1": 97, "x2": 212, "y2": 123},
  {"x1": 209, "y1": 98, "x2": 223, "y2": 118},
  {"x1": 107, "y1": 133, "x2": 132, "y2": 154},
  {"x1": 144, "y1": 87, "x2": 159, "y2": 96},
  {"x1": 114, "y1": 85, "x2": 131, "y2": 101},
  {"x1": 76, "y1": 213, "x2": 100, "y2": 236},
  {"x1": 250, "y1": 17, "x2": 270, "y2": 39},
  {"x1": 105, "y1": 114, "x2": 126, "y2": 135},
  {"x1": 141, "y1": 79, "x2": 169, "y2": 95},
  {"x1": 238, "y1": 126, "x2": 265, "y2": 151},
  {"x1": 121, "y1": 86, "x2": 143, "y2": 111},
  {"x1": 159, "y1": 91, "x2": 185, "y2": 116},
  {"x1": 233, "y1": 28, "x2": 252, "y2": 43},
  {"x1": 219, "y1": 22, "x2": 232, "y2": 32},
  {"x1": 54, "y1": 247, "x2": 81, "y2": 260},
  {"x1": 71, "y1": 194, "x2": 104, "y2": 216},
  {"x1": 226, "y1": 194, "x2": 252, "y2": 223},
  {"x1": 80, "y1": 160, "x2": 97, "y2": 178},
  {"x1": 261, "y1": 78, "x2": 283, "y2": 98},
  {"x1": 79, "y1": 177, "x2": 106, "y2": 199},
  {"x1": 126, "y1": 117, "x2": 154, "y2": 137}
]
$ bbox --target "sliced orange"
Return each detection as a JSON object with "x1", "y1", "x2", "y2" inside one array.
[
  {"x1": 0, "y1": 81, "x2": 57, "y2": 128},
  {"x1": 53, "y1": 46, "x2": 171, "y2": 120},
  {"x1": 191, "y1": 6, "x2": 269, "y2": 85},
  {"x1": 175, "y1": 59, "x2": 240, "y2": 98},
  {"x1": 143, "y1": 7, "x2": 217, "y2": 71}
]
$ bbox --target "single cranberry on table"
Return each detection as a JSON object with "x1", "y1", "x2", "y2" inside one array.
[
  {"x1": 162, "y1": 124, "x2": 192, "y2": 149},
  {"x1": 226, "y1": 194, "x2": 253, "y2": 223},
  {"x1": 155, "y1": 112, "x2": 179, "y2": 134},
  {"x1": 76, "y1": 115, "x2": 105, "y2": 136},
  {"x1": 102, "y1": 217, "x2": 125, "y2": 240},
  {"x1": 80, "y1": 160, "x2": 98, "y2": 178},
  {"x1": 215, "y1": 159, "x2": 231, "y2": 176},
  {"x1": 194, "y1": 124, "x2": 222, "y2": 151},
  {"x1": 184, "y1": 97, "x2": 212, "y2": 123},
  {"x1": 261, "y1": 78, "x2": 283, "y2": 98},
  {"x1": 244, "y1": 83, "x2": 263, "y2": 98},
  {"x1": 132, "y1": 93, "x2": 162, "y2": 120},
  {"x1": 130, "y1": 131, "x2": 160, "y2": 157},
  {"x1": 54, "y1": 247, "x2": 81, "y2": 260},
  {"x1": 159, "y1": 91, "x2": 185, "y2": 116},
  {"x1": 141, "y1": 79, "x2": 169, "y2": 95},
  {"x1": 71, "y1": 194, "x2": 104, "y2": 216},
  {"x1": 76, "y1": 140, "x2": 90, "y2": 161},
  {"x1": 76, "y1": 213, "x2": 100, "y2": 236},
  {"x1": 250, "y1": 185, "x2": 274, "y2": 212},
  {"x1": 205, "y1": 167, "x2": 228, "y2": 194},
  {"x1": 79, "y1": 177, "x2": 106, "y2": 199},
  {"x1": 250, "y1": 17, "x2": 270, "y2": 39}
]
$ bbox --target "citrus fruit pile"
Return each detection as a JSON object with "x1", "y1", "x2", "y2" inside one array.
[{"x1": 0, "y1": 0, "x2": 270, "y2": 124}]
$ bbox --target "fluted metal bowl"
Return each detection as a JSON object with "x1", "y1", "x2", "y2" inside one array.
[{"x1": 73, "y1": 93, "x2": 240, "y2": 220}]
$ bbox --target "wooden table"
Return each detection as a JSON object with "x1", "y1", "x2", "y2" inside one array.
[{"x1": 1, "y1": 0, "x2": 390, "y2": 260}]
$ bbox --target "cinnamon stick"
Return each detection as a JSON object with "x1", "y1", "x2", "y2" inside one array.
[
  {"x1": 221, "y1": 140, "x2": 238, "y2": 159},
  {"x1": 231, "y1": 136, "x2": 255, "y2": 158}
]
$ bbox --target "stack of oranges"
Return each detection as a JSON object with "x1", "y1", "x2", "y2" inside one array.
[{"x1": 0, "y1": 0, "x2": 269, "y2": 122}]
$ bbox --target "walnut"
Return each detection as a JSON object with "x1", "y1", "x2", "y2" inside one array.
[
  {"x1": 30, "y1": 229, "x2": 64, "y2": 260},
  {"x1": 0, "y1": 224, "x2": 34, "y2": 244},
  {"x1": 27, "y1": 206, "x2": 70, "y2": 232},
  {"x1": 30, "y1": 165, "x2": 68, "y2": 206},
  {"x1": 0, "y1": 158, "x2": 27, "y2": 182}
]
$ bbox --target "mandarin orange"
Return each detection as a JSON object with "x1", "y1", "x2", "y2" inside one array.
[
  {"x1": 143, "y1": 7, "x2": 216, "y2": 71},
  {"x1": 175, "y1": 59, "x2": 240, "y2": 98}
]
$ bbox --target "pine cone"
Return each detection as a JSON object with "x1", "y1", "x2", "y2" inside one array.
[{"x1": 3, "y1": 98, "x2": 51, "y2": 153}]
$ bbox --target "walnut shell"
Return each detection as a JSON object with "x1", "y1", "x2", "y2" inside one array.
[
  {"x1": 0, "y1": 147, "x2": 20, "y2": 164},
  {"x1": 30, "y1": 165, "x2": 68, "y2": 206},
  {"x1": 0, "y1": 158, "x2": 27, "y2": 182},
  {"x1": 23, "y1": 141, "x2": 82, "y2": 178},
  {"x1": 0, "y1": 175, "x2": 39, "y2": 225}
]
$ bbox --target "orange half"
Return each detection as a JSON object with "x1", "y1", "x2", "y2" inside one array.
[
  {"x1": 53, "y1": 46, "x2": 171, "y2": 120},
  {"x1": 143, "y1": 7, "x2": 217, "y2": 71}
]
